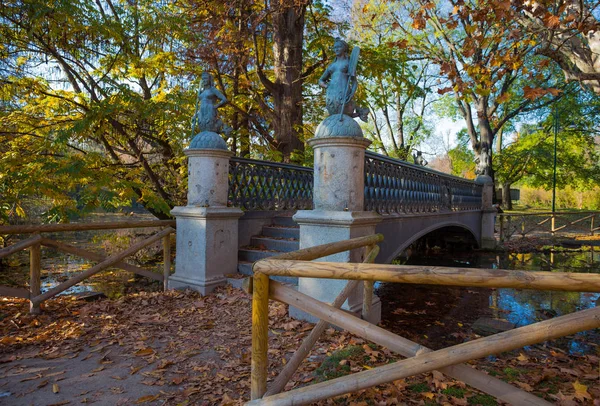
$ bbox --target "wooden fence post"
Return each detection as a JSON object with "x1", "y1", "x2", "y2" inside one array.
[
  {"x1": 591, "y1": 215, "x2": 595, "y2": 236},
  {"x1": 163, "y1": 234, "x2": 171, "y2": 291},
  {"x1": 29, "y1": 241, "x2": 41, "y2": 314},
  {"x1": 361, "y1": 245, "x2": 378, "y2": 321},
  {"x1": 551, "y1": 213, "x2": 556, "y2": 237},
  {"x1": 251, "y1": 272, "x2": 270, "y2": 400}
]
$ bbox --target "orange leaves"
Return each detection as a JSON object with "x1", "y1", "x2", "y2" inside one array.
[
  {"x1": 496, "y1": 92, "x2": 511, "y2": 104},
  {"x1": 523, "y1": 86, "x2": 562, "y2": 100},
  {"x1": 543, "y1": 13, "x2": 561, "y2": 29},
  {"x1": 437, "y1": 87, "x2": 454, "y2": 95},
  {"x1": 134, "y1": 347, "x2": 155, "y2": 357},
  {"x1": 412, "y1": 15, "x2": 427, "y2": 30},
  {"x1": 135, "y1": 394, "x2": 159, "y2": 404}
]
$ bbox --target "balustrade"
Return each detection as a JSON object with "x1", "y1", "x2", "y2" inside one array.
[
  {"x1": 364, "y1": 151, "x2": 482, "y2": 214},
  {"x1": 228, "y1": 157, "x2": 313, "y2": 211}
]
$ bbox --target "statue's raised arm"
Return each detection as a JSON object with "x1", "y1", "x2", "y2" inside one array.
[
  {"x1": 320, "y1": 38, "x2": 368, "y2": 122},
  {"x1": 191, "y1": 72, "x2": 231, "y2": 137}
]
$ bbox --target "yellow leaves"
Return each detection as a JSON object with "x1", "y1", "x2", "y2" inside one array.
[
  {"x1": 572, "y1": 380, "x2": 592, "y2": 401},
  {"x1": 517, "y1": 353, "x2": 529, "y2": 362},
  {"x1": 52, "y1": 383, "x2": 60, "y2": 393}
]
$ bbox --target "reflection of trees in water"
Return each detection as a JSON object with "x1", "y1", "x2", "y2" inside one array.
[
  {"x1": 496, "y1": 289, "x2": 594, "y2": 326},
  {"x1": 500, "y1": 247, "x2": 600, "y2": 273},
  {"x1": 399, "y1": 247, "x2": 600, "y2": 353}
]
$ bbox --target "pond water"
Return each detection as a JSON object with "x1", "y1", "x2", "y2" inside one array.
[{"x1": 377, "y1": 248, "x2": 600, "y2": 355}]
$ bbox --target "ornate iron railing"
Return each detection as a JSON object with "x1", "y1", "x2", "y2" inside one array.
[
  {"x1": 228, "y1": 157, "x2": 313, "y2": 211},
  {"x1": 364, "y1": 151, "x2": 482, "y2": 214}
]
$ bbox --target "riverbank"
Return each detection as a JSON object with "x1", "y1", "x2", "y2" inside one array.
[{"x1": 1, "y1": 285, "x2": 598, "y2": 405}]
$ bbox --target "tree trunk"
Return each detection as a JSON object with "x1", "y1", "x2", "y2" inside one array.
[
  {"x1": 502, "y1": 183, "x2": 513, "y2": 210},
  {"x1": 475, "y1": 100, "x2": 495, "y2": 180},
  {"x1": 271, "y1": 4, "x2": 306, "y2": 163}
]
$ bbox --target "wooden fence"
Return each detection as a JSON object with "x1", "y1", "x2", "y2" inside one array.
[
  {"x1": 246, "y1": 234, "x2": 600, "y2": 406},
  {"x1": 498, "y1": 211, "x2": 600, "y2": 241},
  {"x1": 0, "y1": 220, "x2": 175, "y2": 314}
]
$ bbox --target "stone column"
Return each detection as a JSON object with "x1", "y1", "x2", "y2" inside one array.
[
  {"x1": 476, "y1": 175, "x2": 496, "y2": 249},
  {"x1": 168, "y1": 132, "x2": 243, "y2": 295},
  {"x1": 292, "y1": 115, "x2": 382, "y2": 323}
]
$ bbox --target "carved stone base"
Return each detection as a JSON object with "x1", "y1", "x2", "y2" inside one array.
[{"x1": 168, "y1": 206, "x2": 243, "y2": 295}]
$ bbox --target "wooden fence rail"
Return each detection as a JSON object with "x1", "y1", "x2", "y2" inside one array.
[
  {"x1": 247, "y1": 234, "x2": 600, "y2": 405},
  {"x1": 0, "y1": 221, "x2": 175, "y2": 313},
  {"x1": 498, "y1": 211, "x2": 600, "y2": 241}
]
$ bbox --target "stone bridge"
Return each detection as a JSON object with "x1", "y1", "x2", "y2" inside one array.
[{"x1": 168, "y1": 129, "x2": 495, "y2": 323}]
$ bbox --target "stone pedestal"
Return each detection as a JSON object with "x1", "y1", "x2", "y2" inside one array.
[
  {"x1": 291, "y1": 115, "x2": 382, "y2": 324},
  {"x1": 291, "y1": 210, "x2": 382, "y2": 323},
  {"x1": 168, "y1": 131, "x2": 243, "y2": 295},
  {"x1": 476, "y1": 175, "x2": 496, "y2": 249},
  {"x1": 169, "y1": 206, "x2": 242, "y2": 295}
]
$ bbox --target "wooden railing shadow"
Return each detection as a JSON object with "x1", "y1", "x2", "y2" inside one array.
[
  {"x1": 0, "y1": 220, "x2": 175, "y2": 313},
  {"x1": 246, "y1": 235, "x2": 600, "y2": 406}
]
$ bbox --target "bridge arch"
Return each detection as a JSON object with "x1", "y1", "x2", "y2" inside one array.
[{"x1": 374, "y1": 212, "x2": 482, "y2": 264}]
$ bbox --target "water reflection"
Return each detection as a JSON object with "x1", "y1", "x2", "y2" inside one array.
[
  {"x1": 381, "y1": 247, "x2": 600, "y2": 355},
  {"x1": 1, "y1": 213, "x2": 162, "y2": 299}
]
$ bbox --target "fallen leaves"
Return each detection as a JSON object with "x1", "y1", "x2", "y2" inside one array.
[
  {"x1": 135, "y1": 394, "x2": 159, "y2": 404},
  {"x1": 1, "y1": 285, "x2": 599, "y2": 405},
  {"x1": 134, "y1": 347, "x2": 155, "y2": 357}
]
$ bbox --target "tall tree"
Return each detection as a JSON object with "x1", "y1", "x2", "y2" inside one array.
[
  {"x1": 515, "y1": 0, "x2": 600, "y2": 95},
  {"x1": 0, "y1": 0, "x2": 191, "y2": 219},
  {"x1": 186, "y1": 0, "x2": 331, "y2": 162},
  {"x1": 352, "y1": 0, "x2": 434, "y2": 160},
  {"x1": 393, "y1": 0, "x2": 564, "y2": 179}
]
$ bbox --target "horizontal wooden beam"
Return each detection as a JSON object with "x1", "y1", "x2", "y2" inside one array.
[
  {"x1": 0, "y1": 220, "x2": 175, "y2": 235},
  {"x1": 260, "y1": 234, "x2": 383, "y2": 262},
  {"x1": 31, "y1": 228, "x2": 174, "y2": 305},
  {"x1": 254, "y1": 260, "x2": 600, "y2": 292},
  {"x1": 0, "y1": 234, "x2": 42, "y2": 259},
  {"x1": 41, "y1": 239, "x2": 163, "y2": 281},
  {"x1": 0, "y1": 286, "x2": 30, "y2": 299},
  {"x1": 251, "y1": 284, "x2": 600, "y2": 405},
  {"x1": 265, "y1": 281, "x2": 550, "y2": 406}
]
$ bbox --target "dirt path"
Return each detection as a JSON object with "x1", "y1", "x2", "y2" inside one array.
[{"x1": 1, "y1": 286, "x2": 598, "y2": 405}]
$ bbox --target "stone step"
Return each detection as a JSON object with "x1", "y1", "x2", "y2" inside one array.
[
  {"x1": 238, "y1": 261, "x2": 298, "y2": 285},
  {"x1": 262, "y1": 226, "x2": 300, "y2": 239},
  {"x1": 238, "y1": 248, "x2": 279, "y2": 262},
  {"x1": 272, "y1": 216, "x2": 298, "y2": 227},
  {"x1": 250, "y1": 237, "x2": 299, "y2": 252}
]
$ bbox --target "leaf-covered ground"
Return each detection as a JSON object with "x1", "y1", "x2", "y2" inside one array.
[{"x1": 1, "y1": 286, "x2": 598, "y2": 405}]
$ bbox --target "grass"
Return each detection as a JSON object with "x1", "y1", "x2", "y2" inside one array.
[
  {"x1": 315, "y1": 345, "x2": 364, "y2": 381},
  {"x1": 408, "y1": 382, "x2": 430, "y2": 393},
  {"x1": 502, "y1": 367, "x2": 522, "y2": 381},
  {"x1": 467, "y1": 394, "x2": 497, "y2": 405},
  {"x1": 442, "y1": 387, "x2": 467, "y2": 398}
]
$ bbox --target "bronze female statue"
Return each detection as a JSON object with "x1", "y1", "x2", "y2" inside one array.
[
  {"x1": 191, "y1": 72, "x2": 231, "y2": 136},
  {"x1": 319, "y1": 38, "x2": 368, "y2": 122}
]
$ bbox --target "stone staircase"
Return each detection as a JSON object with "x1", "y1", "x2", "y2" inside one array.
[{"x1": 238, "y1": 215, "x2": 299, "y2": 284}]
